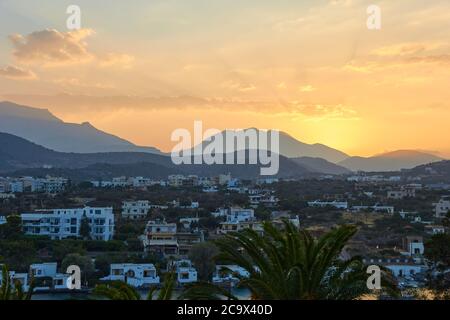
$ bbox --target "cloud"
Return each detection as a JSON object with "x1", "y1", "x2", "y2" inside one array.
[
  {"x1": 1, "y1": 93, "x2": 358, "y2": 121},
  {"x1": 372, "y1": 42, "x2": 444, "y2": 57},
  {"x1": 221, "y1": 80, "x2": 256, "y2": 92},
  {"x1": 0, "y1": 65, "x2": 37, "y2": 80},
  {"x1": 99, "y1": 53, "x2": 135, "y2": 68},
  {"x1": 289, "y1": 102, "x2": 358, "y2": 120},
  {"x1": 299, "y1": 85, "x2": 316, "y2": 92},
  {"x1": 9, "y1": 28, "x2": 95, "y2": 66},
  {"x1": 8, "y1": 28, "x2": 135, "y2": 69}
]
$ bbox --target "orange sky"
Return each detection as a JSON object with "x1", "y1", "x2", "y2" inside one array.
[{"x1": 1, "y1": 0, "x2": 450, "y2": 157}]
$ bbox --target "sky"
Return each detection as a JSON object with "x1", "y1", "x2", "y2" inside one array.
[{"x1": 1, "y1": 0, "x2": 450, "y2": 157}]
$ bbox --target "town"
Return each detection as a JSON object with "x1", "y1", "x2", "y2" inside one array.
[{"x1": 1, "y1": 164, "x2": 449, "y2": 299}]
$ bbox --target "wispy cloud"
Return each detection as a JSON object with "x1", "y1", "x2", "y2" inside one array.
[
  {"x1": 9, "y1": 28, "x2": 95, "y2": 66},
  {"x1": 0, "y1": 65, "x2": 37, "y2": 80}
]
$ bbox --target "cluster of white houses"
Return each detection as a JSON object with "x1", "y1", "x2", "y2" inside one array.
[
  {"x1": 0, "y1": 262, "x2": 72, "y2": 292},
  {"x1": 0, "y1": 176, "x2": 68, "y2": 194},
  {"x1": 307, "y1": 200, "x2": 396, "y2": 214},
  {"x1": 1, "y1": 261, "x2": 200, "y2": 291},
  {"x1": 20, "y1": 207, "x2": 115, "y2": 241},
  {"x1": 90, "y1": 174, "x2": 236, "y2": 190}
]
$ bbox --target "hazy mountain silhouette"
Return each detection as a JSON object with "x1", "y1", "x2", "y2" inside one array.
[
  {"x1": 338, "y1": 150, "x2": 443, "y2": 172},
  {"x1": 291, "y1": 157, "x2": 351, "y2": 175},
  {"x1": 0, "y1": 132, "x2": 319, "y2": 179},
  {"x1": 0, "y1": 101, "x2": 162, "y2": 154},
  {"x1": 189, "y1": 128, "x2": 349, "y2": 163}
]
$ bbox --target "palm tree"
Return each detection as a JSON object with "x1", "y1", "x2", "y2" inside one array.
[
  {"x1": 182, "y1": 221, "x2": 398, "y2": 300},
  {"x1": 0, "y1": 264, "x2": 35, "y2": 300},
  {"x1": 93, "y1": 271, "x2": 176, "y2": 300}
]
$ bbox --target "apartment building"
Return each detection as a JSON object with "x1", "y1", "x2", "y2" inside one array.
[
  {"x1": 21, "y1": 207, "x2": 114, "y2": 240},
  {"x1": 121, "y1": 200, "x2": 151, "y2": 220}
]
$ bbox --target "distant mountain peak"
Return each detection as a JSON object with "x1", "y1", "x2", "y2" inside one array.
[
  {"x1": 0, "y1": 101, "x2": 163, "y2": 155},
  {"x1": 0, "y1": 101, "x2": 61, "y2": 122},
  {"x1": 339, "y1": 149, "x2": 443, "y2": 172},
  {"x1": 199, "y1": 128, "x2": 349, "y2": 163}
]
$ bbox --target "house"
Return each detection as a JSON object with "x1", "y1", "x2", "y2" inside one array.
[
  {"x1": 143, "y1": 219, "x2": 178, "y2": 256},
  {"x1": 121, "y1": 200, "x2": 151, "y2": 220},
  {"x1": 21, "y1": 207, "x2": 114, "y2": 241},
  {"x1": 100, "y1": 264, "x2": 160, "y2": 288},
  {"x1": 425, "y1": 225, "x2": 446, "y2": 235},
  {"x1": 387, "y1": 186, "x2": 416, "y2": 199},
  {"x1": 212, "y1": 265, "x2": 250, "y2": 286},
  {"x1": 218, "y1": 220, "x2": 263, "y2": 235},
  {"x1": 170, "y1": 260, "x2": 198, "y2": 284},
  {"x1": 249, "y1": 193, "x2": 279, "y2": 207},
  {"x1": 143, "y1": 218, "x2": 203, "y2": 257},
  {"x1": 0, "y1": 216, "x2": 6, "y2": 225},
  {"x1": 307, "y1": 200, "x2": 348, "y2": 210},
  {"x1": 30, "y1": 263, "x2": 72, "y2": 291},
  {"x1": 168, "y1": 175, "x2": 187, "y2": 187},
  {"x1": 179, "y1": 217, "x2": 200, "y2": 230},
  {"x1": 203, "y1": 186, "x2": 218, "y2": 193},
  {"x1": 217, "y1": 208, "x2": 263, "y2": 235},
  {"x1": 362, "y1": 258, "x2": 427, "y2": 282},
  {"x1": 433, "y1": 197, "x2": 450, "y2": 218},
  {"x1": 90, "y1": 180, "x2": 113, "y2": 188},
  {"x1": 350, "y1": 205, "x2": 394, "y2": 214},
  {"x1": 272, "y1": 215, "x2": 301, "y2": 229},
  {"x1": 0, "y1": 265, "x2": 30, "y2": 292},
  {"x1": 226, "y1": 208, "x2": 255, "y2": 223},
  {"x1": 403, "y1": 236, "x2": 425, "y2": 256}
]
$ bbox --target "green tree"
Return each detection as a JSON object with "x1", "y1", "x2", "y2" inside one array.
[
  {"x1": 0, "y1": 215, "x2": 23, "y2": 240},
  {"x1": 79, "y1": 214, "x2": 91, "y2": 240},
  {"x1": 0, "y1": 265, "x2": 35, "y2": 300},
  {"x1": 188, "y1": 242, "x2": 219, "y2": 281},
  {"x1": 425, "y1": 234, "x2": 450, "y2": 290},
  {"x1": 182, "y1": 222, "x2": 398, "y2": 300}
]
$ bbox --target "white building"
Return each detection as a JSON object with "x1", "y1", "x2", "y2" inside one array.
[
  {"x1": 217, "y1": 208, "x2": 262, "y2": 235},
  {"x1": 170, "y1": 260, "x2": 198, "y2": 284},
  {"x1": 307, "y1": 200, "x2": 348, "y2": 210},
  {"x1": 179, "y1": 217, "x2": 200, "y2": 230},
  {"x1": 30, "y1": 263, "x2": 72, "y2": 291},
  {"x1": 122, "y1": 200, "x2": 151, "y2": 220},
  {"x1": 212, "y1": 265, "x2": 250, "y2": 285},
  {"x1": 21, "y1": 207, "x2": 114, "y2": 241},
  {"x1": 101, "y1": 264, "x2": 160, "y2": 288},
  {"x1": 226, "y1": 208, "x2": 255, "y2": 223},
  {"x1": 403, "y1": 236, "x2": 425, "y2": 256},
  {"x1": 362, "y1": 258, "x2": 426, "y2": 279},
  {"x1": 425, "y1": 225, "x2": 446, "y2": 235},
  {"x1": 0, "y1": 266, "x2": 30, "y2": 292},
  {"x1": 0, "y1": 216, "x2": 6, "y2": 225},
  {"x1": 433, "y1": 197, "x2": 450, "y2": 218}
]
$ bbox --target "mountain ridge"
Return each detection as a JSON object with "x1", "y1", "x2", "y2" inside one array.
[{"x1": 0, "y1": 101, "x2": 163, "y2": 154}]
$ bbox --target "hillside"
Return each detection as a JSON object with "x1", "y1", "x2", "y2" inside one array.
[
  {"x1": 338, "y1": 150, "x2": 443, "y2": 172},
  {"x1": 0, "y1": 132, "x2": 315, "y2": 179}
]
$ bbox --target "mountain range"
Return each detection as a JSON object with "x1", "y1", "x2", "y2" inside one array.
[
  {"x1": 0, "y1": 101, "x2": 162, "y2": 154},
  {"x1": 0, "y1": 132, "x2": 327, "y2": 179},
  {"x1": 0, "y1": 101, "x2": 445, "y2": 173}
]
